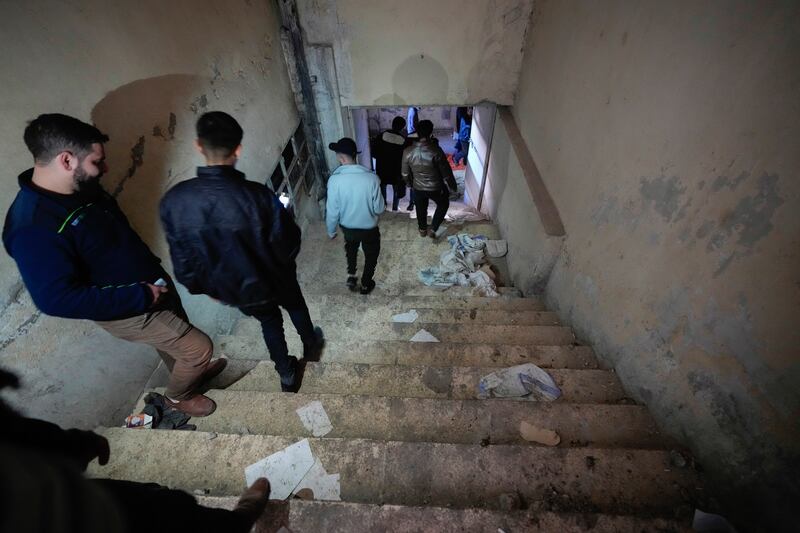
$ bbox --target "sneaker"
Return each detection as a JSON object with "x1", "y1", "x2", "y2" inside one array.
[
  {"x1": 346, "y1": 275, "x2": 358, "y2": 291},
  {"x1": 303, "y1": 326, "x2": 325, "y2": 362},
  {"x1": 280, "y1": 357, "x2": 302, "y2": 393},
  {"x1": 164, "y1": 394, "x2": 217, "y2": 417},
  {"x1": 427, "y1": 228, "x2": 436, "y2": 239},
  {"x1": 360, "y1": 280, "x2": 376, "y2": 295}
]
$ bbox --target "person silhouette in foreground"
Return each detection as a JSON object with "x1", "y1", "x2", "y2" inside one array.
[{"x1": 0, "y1": 367, "x2": 270, "y2": 533}]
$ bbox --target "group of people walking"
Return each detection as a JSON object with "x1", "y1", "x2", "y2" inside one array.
[{"x1": 325, "y1": 112, "x2": 461, "y2": 295}]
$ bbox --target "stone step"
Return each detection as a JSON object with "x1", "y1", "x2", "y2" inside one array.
[
  {"x1": 91, "y1": 429, "x2": 700, "y2": 515},
  {"x1": 213, "y1": 342, "x2": 598, "y2": 369},
  {"x1": 147, "y1": 390, "x2": 667, "y2": 449},
  {"x1": 218, "y1": 326, "x2": 573, "y2": 357},
  {"x1": 274, "y1": 293, "x2": 543, "y2": 311},
  {"x1": 210, "y1": 362, "x2": 626, "y2": 404},
  {"x1": 197, "y1": 497, "x2": 692, "y2": 533},
  {"x1": 232, "y1": 309, "x2": 560, "y2": 336}
]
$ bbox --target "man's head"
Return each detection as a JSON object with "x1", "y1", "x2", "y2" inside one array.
[
  {"x1": 24, "y1": 114, "x2": 109, "y2": 194},
  {"x1": 417, "y1": 120, "x2": 434, "y2": 139},
  {"x1": 328, "y1": 137, "x2": 358, "y2": 165},
  {"x1": 391, "y1": 116, "x2": 406, "y2": 132},
  {"x1": 195, "y1": 111, "x2": 243, "y2": 164}
]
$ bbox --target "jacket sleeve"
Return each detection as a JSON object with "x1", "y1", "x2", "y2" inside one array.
[
  {"x1": 436, "y1": 148, "x2": 458, "y2": 191},
  {"x1": 325, "y1": 178, "x2": 340, "y2": 236},
  {"x1": 159, "y1": 198, "x2": 201, "y2": 294},
  {"x1": 401, "y1": 149, "x2": 412, "y2": 187},
  {"x1": 264, "y1": 189, "x2": 302, "y2": 265},
  {"x1": 8, "y1": 226, "x2": 151, "y2": 320},
  {"x1": 372, "y1": 176, "x2": 386, "y2": 215}
]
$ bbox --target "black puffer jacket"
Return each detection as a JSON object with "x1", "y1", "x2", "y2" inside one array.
[
  {"x1": 160, "y1": 165, "x2": 302, "y2": 308},
  {"x1": 401, "y1": 138, "x2": 457, "y2": 192}
]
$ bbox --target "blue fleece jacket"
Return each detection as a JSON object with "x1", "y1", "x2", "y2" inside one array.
[
  {"x1": 2, "y1": 170, "x2": 166, "y2": 320},
  {"x1": 325, "y1": 164, "x2": 385, "y2": 236}
]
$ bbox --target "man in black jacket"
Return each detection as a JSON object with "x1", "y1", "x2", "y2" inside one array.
[
  {"x1": 370, "y1": 116, "x2": 408, "y2": 211},
  {"x1": 160, "y1": 112, "x2": 323, "y2": 392},
  {"x1": 401, "y1": 120, "x2": 458, "y2": 239}
]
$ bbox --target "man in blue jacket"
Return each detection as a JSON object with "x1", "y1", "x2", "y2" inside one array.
[
  {"x1": 160, "y1": 112, "x2": 323, "y2": 393},
  {"x1": 326, "y1": 137, "x2": 385, "y2": 295},
  {"x1": 3, "y1": 114, "x2": 224, "y2": 417}
]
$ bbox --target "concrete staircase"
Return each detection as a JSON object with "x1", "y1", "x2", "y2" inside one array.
[{"x1": 88, "y1": 211, "x2": 700, "y2": 532}]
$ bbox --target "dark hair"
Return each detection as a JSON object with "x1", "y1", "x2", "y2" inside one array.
[
  {"x1": 23, "y1": 114, "x2": 109, "y2": 164},
  {"x1": 391, "y1": 116, "x2": 406, "y2": 131},
  {"x1": 417, "y1": 119, "x2": 434, "y2": 138},
  {"x1": 196, "y1": 111, "x2": 243, "y2": 158}
]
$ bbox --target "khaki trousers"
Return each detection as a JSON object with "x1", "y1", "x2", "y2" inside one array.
[{"x1": 96, "y1": 293, "x2": 213, "y2": 400}]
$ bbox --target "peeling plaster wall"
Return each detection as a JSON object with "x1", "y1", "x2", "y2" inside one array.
[
  {"x1": 297, "y1": 0, "x2": 535, "y2": 106},
  {"x1": 507, "y1": 0, "x2": 800, "y2": 527},
  {"x1": 0, "y1": 0, "x2": 298, "y2": 428}
]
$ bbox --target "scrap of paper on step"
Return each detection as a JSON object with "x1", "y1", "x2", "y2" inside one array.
[
  {"x1": 392, "y1": 309, "x2": 419, "y2": 323},
  {"x1": 244, "y1": 439, "x2": 315, "y2": 499},
  {"x1": 296, "y1": 401, "x2": 333, "y2": 437},
  {"x1": 294, "y1": 458, "x2": 342, "y2": 501},
  {"x1": 519, "y1": 421, "x2": 561, "y2": 446},
  {"x1": 410, "y1": 328, "x2": 439, "y2": 342}
]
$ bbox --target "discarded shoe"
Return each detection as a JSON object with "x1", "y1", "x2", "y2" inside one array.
[
  {"x1": 360, "y1": 280, "x2": 376, "y2": 295},
  {"x1": 164, "y1": 394, "x2": 217, "y2": 417}
]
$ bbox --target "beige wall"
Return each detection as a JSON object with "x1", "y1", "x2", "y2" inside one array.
[
  {"x1": 0, "y1": 0, "x2": 298, "y2": 427},
  {"x1": 497, "y1": 0, "x2": 799, "y2": 526},
  {"x1": 297, "y1": 0, "x2": 535, "y2": 106}
]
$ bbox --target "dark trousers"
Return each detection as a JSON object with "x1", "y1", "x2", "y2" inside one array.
[
  {"x1": 414, "y1": 189, "x2": 450, "y2": 232},
  {"x1": 407, "y1": 188, "x2": 415, "y2": 207},
  {"x1": 239, "y1": 281, "x2": 315, "y2": 385},
  {"x1": 380, "y1": 182, "x2": 401, "y2": 210},
  {"x1": 342, "y1": 226, "x2": 381, "y2": 285}
]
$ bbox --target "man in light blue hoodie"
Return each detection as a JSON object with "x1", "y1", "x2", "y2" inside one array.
[{"x1": 326, "y1": 137, "x2": 385, "y2": 294}]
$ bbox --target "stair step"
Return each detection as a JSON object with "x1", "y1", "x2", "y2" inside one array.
[
  {"x1": 215, "y1": 321, "x2": 575, "y2": 357},
  {"x1": 91, "y1": 429, "x2": 700, "y2": 515},
  {"x1": 149, "y1": 390, "x2": 666, "y2": 448},
  {"x1": 281, "y1": 292, "x2": 540, "y2": 310},
  {"x1": 214, "y1": 362, "x2": 626, "y2": 403},
  {"x1": 232, "y1": 310, "x2": 560, "y2": 336},
  {"x1": 197, "y1": 497, "x2": 692, "y2": 532},
  {"x1": 214, "y1": 343, "x2": 599, "y2": 369}
]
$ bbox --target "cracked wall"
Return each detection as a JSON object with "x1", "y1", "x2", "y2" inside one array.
[
  {"x1": 503, "y1": 0, "x2": 800, "y2": 529},
  {"x1": 0, "y1": 0, "x2": 298, "y2": 428}
]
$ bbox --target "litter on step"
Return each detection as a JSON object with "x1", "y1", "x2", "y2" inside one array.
[
  {"x1": 519, "y1": 421, "x2": 561, "y2": 446},
  {"x1": 391, "y1": 309, "x2": 419, "y2": 323},
  {"x1": 418, "y1": 233, "x2": 499, "y2": 297},
  {"x1": 245, "y1": 439, "x2": 341, "y2": 501},
  {"x1": 296, "y1": 401, "x2": 333, "y2": 437},
  {"x1": 477, "y1": 363, "x2": 562, "y2": 401},
  {"x1": 410, "y1": 328, "x2": 440, "y2": 342}
]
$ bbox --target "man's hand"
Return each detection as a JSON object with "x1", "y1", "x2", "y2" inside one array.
[
  {"x1": 146, "y1": 283, "x2": 168, "y2": 307},
  {"x1": 329, "y1": 232, "x2": 337, "y2": 240}
]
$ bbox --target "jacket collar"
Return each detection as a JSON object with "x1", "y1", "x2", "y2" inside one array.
[
  {"x1": 18, "y1": 168, "x2": 101, "y2": 206},
  {"x1": 332, "y1": 164, "x2": 371, "y2": 175},
  {"x1": 197, "y1": 165, "x2": 246, "y2": 180}
]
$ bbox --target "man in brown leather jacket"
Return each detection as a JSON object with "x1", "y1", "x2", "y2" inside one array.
[{"x1": 401, "y1": 120, "x2": 458, "y2": 238}]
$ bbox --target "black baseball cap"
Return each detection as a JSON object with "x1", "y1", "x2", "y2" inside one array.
[{"x1": 328, "y1": 137, "x2": 359, "y2": 157}]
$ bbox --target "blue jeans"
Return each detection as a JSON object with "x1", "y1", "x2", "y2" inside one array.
[{"x1": 240, "y1": 287, "x2": 315, "y2": 385}]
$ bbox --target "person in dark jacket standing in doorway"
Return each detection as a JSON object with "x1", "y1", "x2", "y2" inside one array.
[
  {"x1": 370, "y1": 116, "x2": 408, "y2": 211},
  {"x1": 401, "y1": 120, "x2": 458, "y2": 239},
  {"x1": 160, "y1": 112, "x2": 323, "y2": 393},
  {"x1": 3, "y1": 114, "x2": 225, "y2": 417}
]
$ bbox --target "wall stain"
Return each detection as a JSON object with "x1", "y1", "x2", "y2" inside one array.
[
  {"x1": 639, "y1": 175, "x2": 689, "y2": 223},
  {"x1": 711, "y1": 171, "x2": 748, "y2": 192},
  {"x1": 189, "y1": 94, "x2": 209, "y2": 114},
  {"x1": 112, "y1": 136, "x2": 145, "y2": 198},
  {"x1": 168, "y1": 112, "x2": 177, "y2": 139}
]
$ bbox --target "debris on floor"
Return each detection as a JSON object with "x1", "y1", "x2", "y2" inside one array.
[
  {"x1": 410, "y1": 328, "x2": 440, "y2": 342},
  {"x1": 485, "y1": 239, "x2": 508, "y2": 258},
  {"x1": 418, "y1": 233, "x2": 499, "y2": 297},
  {"x1": 296, "y1": 401, "x2": 333, "y2": 437},
  {"x1": 123, "y1": 413, "x2": 153, "y2": 429},
  {"x1": 392, "y1": 309, "x2": 419, "y2": 323},
  {"x1": 477, "y1": 363, "x2": 562, "y2": 401},
  {"x1": 141, "y1": 392, "x2": 196, "y2": 431},
  {"x1": 519, "y1": 421, "x2": 561, "y2": 446},
  {"x1": 244, "y1": 439, "x2": 342, "y2": 501},
  {"x1": 294, "y1": 457, "x2": 342, "y2": 501}
]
